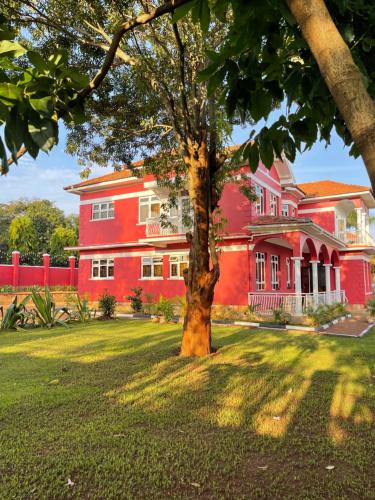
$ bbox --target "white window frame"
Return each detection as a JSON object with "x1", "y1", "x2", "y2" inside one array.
[
  {"x1": 169, "y1": 254, "x2": 189, "y2": 279},
  {"x1": 141, "y1": 256, "x2": 163, "y2": 280},
  {"x1": 255, "y1": 185, "x2": 265, "y2": 215},
  {"x1": 256, "y1": 252, "x2": 266, "y2": 290},
  {"x1": 286, "y1": 257, "x2": 291, "y2": 288},
  {"x1": 92, "y1": 201, "x2": 114, "y2": 220},
  {"x1": 139, "y1": 196, "x2": 161, "y2": 224},
  {"x1": 91, "y1": 258, "x2": 114, "y2": 280},
  {"x1": 271, "y1": 255, "x2": 279, "y2": 290},
  {"x1": 282, "y1": 203, "x2": 289, "y2": 217},
  {"x1": 270, "y1": 194, "x2": 278, "y2": 216}
]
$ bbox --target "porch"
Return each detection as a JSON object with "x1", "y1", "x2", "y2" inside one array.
[{"x1": 249, "y1": 290, "x2": 346, "y2": 315}]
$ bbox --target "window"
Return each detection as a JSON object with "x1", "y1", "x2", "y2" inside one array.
[
  {"x1": 139, "y1": 196, "x2": 161, "y2": 223},
  {"x1": 92, "y1": 259, "x2": 114, "y2": 279},
  {"x1": 270, "y1": 194, "x2": 278, "y2": 216},
  {"x1": 256, "y1": 252, "x2": 266, "y2": 290},
  {"x1": 286, "y1": 258, "x2": 291, "y2": 288},
  {"x1": 141, "y1": 256, "x2": 163, "y2": 279},
  {"x1": 170, "y1": 255, "x2": 189, "y2": 279},
  {"x1": 271, "y1": 255, "x2": 279, "y2": 290},
  {"x1": 92, "y1": 201, "x2": 114, "y2": 220},
  {"x1": 255, "y1": 185, "x2": 265, "y2": 215},
  {"x1": 282, "y1": 203, "x2": 289, "y2": 217}
]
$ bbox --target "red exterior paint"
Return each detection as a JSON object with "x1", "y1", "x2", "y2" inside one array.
[
  {"x1": 0, "y1": 252, "x2": 78, "y2": 288},
  {"x1": 65, "y1": 160, "x2": 375, "y2": 307}
]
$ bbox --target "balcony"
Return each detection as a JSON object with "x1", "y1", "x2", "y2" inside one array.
[
  {"x1": 249, "y1": 291, "x2": 346, "y2": 316},
  {"x1": 141, "y1": 215, "x2": 191, "y2": 246},
  {"x1": 336, "y1": 229, "x2": 375, "y2": 246}
]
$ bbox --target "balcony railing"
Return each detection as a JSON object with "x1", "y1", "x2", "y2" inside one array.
[
  {"x1": 336, "y1": 229, "x2": 375, "y2": 246},
  {"x1": 248, "y1": 290, "x2": 346, "y2": 316},
  {"x1": 146, "y1": 216, "x2": 190, "y2": 238}
]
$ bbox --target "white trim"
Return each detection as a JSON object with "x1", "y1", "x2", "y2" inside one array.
[
  {"x1": 281, "y1": 200, "x2": 298, "y2": 209},
  {"x1": 298, "y1": 207, "x2": 335, "y2": 214},
  {"x1": 66, "y1": 176, "x2": 140, "y2": 193},
  {"x1": 89, "y1": 277, "x2": 115, "y2": 281},
  {"x1": 79, "y1": 244, "x2": 248, "y2": 260},
  {"x1": 80, "y1": 190, "x2": 155, "y2": 206},
  {"x1": 340, "y1": 255, "x2": 370, "y2": 262},
  {"x1": 300, "y1": 191, "x2": 371, "y2": 202},
  {"x1": 249, "y1": 175, "x2": 280, "y2": 197},
  {"x1": 90, "y1": 217, "x2": 115, "y2": 222},
  {"x1": 284, "y1": 186, "x2": 306, "y2": 197},
  {"x1": 65, "y1": 242, "x2": 148, "y2": 251},
  {"x1": 139, "y1": 277, "x2": 163, "y2": 281}
]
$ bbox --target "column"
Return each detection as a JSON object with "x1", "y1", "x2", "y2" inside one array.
[
  {"x1": 333, "y1": 266, "x2": 341, "y2": 302},
  {"x1": 12, "y1": 251, "x2": 20, "y2": 288},
  {"x1": 324, "y1": 263, "x2": 332, "y2": 304},
  {"x1": 292, "y1": 257, "x2": 303, "y2": 315},
  {"x1": 43, "y1": 254, "x2": 50, "y2": 287},
  {"x1": 69, "y1": 256, "x2": 76, "y2": 287},
  {"x1": 310, "y1": 260, "x2": 319, "y2": 307}
]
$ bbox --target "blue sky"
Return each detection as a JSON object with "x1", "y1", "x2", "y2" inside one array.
[{"x1": 0, "y1": 124, "x2": 371, "y2": 215}]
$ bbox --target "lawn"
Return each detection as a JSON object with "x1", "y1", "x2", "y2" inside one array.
[{"x1": 0, "y1": 320, "x2": 374, "y2": 499}]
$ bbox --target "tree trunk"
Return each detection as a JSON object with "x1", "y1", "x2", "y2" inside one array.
[
  {"x1": 286, "y1": 0, "x2": 375, "y2": 188},
  {"x1": 180, "y1": 139, "x2": 220, "y2": 357}
]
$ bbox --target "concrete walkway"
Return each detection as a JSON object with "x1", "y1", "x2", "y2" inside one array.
[{"x1": 323, "y1": 313, "x2": 374, "y2": 337}]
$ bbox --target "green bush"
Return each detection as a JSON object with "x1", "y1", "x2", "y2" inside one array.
[
  {"x1": 99, "y1": 291, "x2": 116, "y2": 319},
  {"x1": 0, "y1": 296, "x2": 31, "y2": 330},
  {"x1": 156, "y1": 295, "x2": 174, "y2": 322},
  {"x1": 30, "y1": 288, "x2": 69, "y2": 328},
  {"x1": 126, "y1": 287, "x2": 143, "y2": 313},
  {"x1": 273, "y1": 308, "x2": 292, "y2": 325},
  {"x1": 367, "y1": 299, "x2": 375, "y2": 318},
  {"x1": 143, "y1": 293, "x2": 155, "y2": 315},
  {"x1": 307, "y1": 302, "x2": 346, "y2": 327},
  {"x1": 71, "y1": 294, "x2": 94, "y2": 323}
]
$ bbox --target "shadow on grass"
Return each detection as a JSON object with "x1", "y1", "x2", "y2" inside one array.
[{"x1": 0, "y1": 321, "x2": 374, "y2": 498}]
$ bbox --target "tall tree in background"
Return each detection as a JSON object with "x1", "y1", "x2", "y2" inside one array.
[
  {"x1": 6, "y1": 0, "x2": 248, "y2": 356},
  {"x1": 8, "y1": 215, "x2": 37, "y2": 253}
]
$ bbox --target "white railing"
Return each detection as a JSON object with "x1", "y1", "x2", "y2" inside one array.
[
  {"x1": 146, "y1": 216, "x2": 189, "y2": 237},
  {"x1": 336, "y1": 229, "x2": 375, "y2": 246},
  {"x1": 248, "y1": 290, "x2": 346, "y2": 315}
]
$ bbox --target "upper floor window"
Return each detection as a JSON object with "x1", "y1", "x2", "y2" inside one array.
[
  {"x1": 282, "y1": 203, "x2": 289, "y2": 217},
  {"x1": 141, "y1": 256, "x2": 163, "y2": 279},
  {"x1": 255, "y1": 185, "x2": 265, "y2": 215},
  {"x1": 271, "y1": 255, "x2": 279, "y2": 290},
  {"x1": 139, "y1": 196, "x2": 160, "y2": 223},
  {"x1": 92, "y1": 201, "x2": 114, "y2": 220},
  {"x1": 170, "y1": 254, "x2": 188, "y2": 279},
  {"x1": 92, "y1": 258, "x2": 114, "y2": 279},
  {"x1": 270, "y1": 194, "x2": 278, "y2": 216},
  {"x1": 256, "y1": 252, "x2": 266, "y2": 290}
]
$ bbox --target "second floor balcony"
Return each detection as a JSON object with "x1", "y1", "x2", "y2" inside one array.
[
  {"x1": 146, "y1": 215, "x2": 190, "y2": 238},
  {"x1": 336, "y1": 228, "x2": 375, "y2": 246}
]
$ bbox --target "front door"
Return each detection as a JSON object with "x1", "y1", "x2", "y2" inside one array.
[{"x1": 301, "y1": 267, "x2": 311, "y2": 293}]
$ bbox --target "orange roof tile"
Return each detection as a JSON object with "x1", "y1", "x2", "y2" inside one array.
[
  {"x1": 64, "y1": 168, "x2": 138, "y2": 190},
  {"x1": 297, "y1": 180, "x2": 370, "y2": 198}
]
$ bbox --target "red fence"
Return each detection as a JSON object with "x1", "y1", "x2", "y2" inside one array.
[{"x1": 0, "y1": 252, "x2": 78, "y2": 288}]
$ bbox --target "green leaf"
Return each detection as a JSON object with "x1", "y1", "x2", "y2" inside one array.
[
  {"x1": 28, "y1": 118, "x2": 58, "y2": 152},
  {"x1": 250, "y1": 91, "x2": 272, "y2": 122},
  {"x1": 29, "y1": 96, "x2": 55, "y2": 117},
  {"x1": 5, "y1": 108, "x2": 25, "y2": 163},
  {"x1": 23, "y1": 131, "x2": 39, "y2": 160},
  {"x1": 0, "y1": 82, "x2": 23, "y2": 105},
  {"x1": 199, "y1": 0, "x2": 211, "y2": 32},
  {"x1": 259, "y1": 130, "x2": 274, "y2": 168},
  {"x1": 196, "y1": 62, "x2": 218, "y2": 82},
  {"x1": 0, "y1": 40, "x2": 26, "y2": 58},
  {"x1": 27, "y1": 50, "x2": 48, "y2": 71},
  {"x1": 247, "y1": 142, "x2": 259, "y2": 173},
  {"x1": 0, "y1": 136, "x2": 8, "y2": 174},
  {"x1": 171, "y1": 0, "x2": 195, "y2": 23}
]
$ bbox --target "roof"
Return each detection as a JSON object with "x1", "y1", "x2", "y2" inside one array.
[
  {"x1": 64, "y1": 167, "x2": 140, "y2": 191},
  {"x1": 249, "y1": 216, "x2": 312, "y2": 226},
  {"x1": 297, "y1": 180, "x2": 371, "y2": 198}
]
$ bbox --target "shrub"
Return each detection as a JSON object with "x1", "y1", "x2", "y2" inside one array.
[
  {"x1": 367, "y1": 299, "x2": 375, "y2": 318},
  {"x1": 0, "y1": 296, "x2": 31, "y2": 330},
  {"x1": 273, "y1": 308, "x2": 292, "y2": 325},
  {"x1": 155, "y1": 295, "x2": 174, "y2": 322},
  {"x1": 143, "y1": 292, "x2": 155, "y2": 315},
  {"x1": 30, "y1": 287, "x2": 69, "y2": 328},
  {"x1": 71, "y1": 294, "x2": 94, "y2": 323},
  {"x1": 126, "y1": 287, "x2": 143, "y2": 313},
  {"x1": 99, "y1": 290, "x2": 116, "y2": 318}
]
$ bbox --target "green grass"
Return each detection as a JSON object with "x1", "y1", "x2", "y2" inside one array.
[{"x1": 0, "y1": 320, "x2": 374, "y2": 499}]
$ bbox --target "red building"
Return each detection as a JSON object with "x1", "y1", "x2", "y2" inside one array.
[{"x1": 64, "y1": 159, "x2": 375, "y2": 314}]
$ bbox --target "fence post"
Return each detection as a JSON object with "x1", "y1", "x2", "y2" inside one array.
[
  {"x1": 69, "y1": 256, "x2": 76, "y2": 287},
  {"x1": 43, "y1": 254, "x2": 50, "y2": 287},
  {"x1": 12, "y1": 251, "x2": 20, "y2": 288}
]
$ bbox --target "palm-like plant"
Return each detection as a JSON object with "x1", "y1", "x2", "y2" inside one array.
[
  {"x1": 71, "y1": 294, "x2": 94, "y2": 323},
  {"x1": 30, "y1": 288, "x2": 69, "y2": 328},
  {"x1": 0, "y1": 296, "x2": 31, "y2": 330}
]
